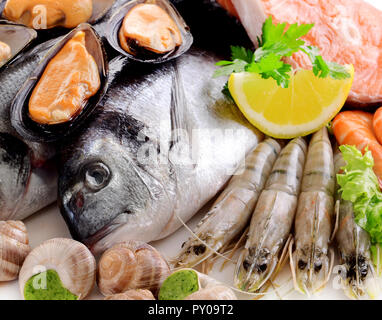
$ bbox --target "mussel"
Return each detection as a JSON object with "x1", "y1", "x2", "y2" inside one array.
[
  {"x1": 107, "y1": 0, "x2": 193, "y2": 63},
  {"x1": 0, "y1": 0, "x2": 115, "y2": 29},
  {"x1": 10, "y1": 23, "x2": 108, "y2": 143},
  {"x1": 0, "y1": 20, "x2": 36, "y2": 69}
]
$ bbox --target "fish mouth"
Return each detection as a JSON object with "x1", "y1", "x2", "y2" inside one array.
[{"x1": 59, "y1": 193, "x2": 130, "y2": 249}]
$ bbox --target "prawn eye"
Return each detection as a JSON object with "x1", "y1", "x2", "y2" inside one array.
[
  {"x1": 298, "y1": 260, "x2": 307, "y2": 270},
  {"x1": 258, "y1": 263, "x2": 267, "y2": 273},
  {"x1": 243, "y1": 260, "x2": 251, "y2": 271},
  {"x1": 192, "y1": 245, "x2": 206, "y2": 255},
  {"x1": 85, "y1": 162, "x2": 111, "y2": 190},
  {"x1": 314, "y1": 262, "x2": 322, "y2": 272}
]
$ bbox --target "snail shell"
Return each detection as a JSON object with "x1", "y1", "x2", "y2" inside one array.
[
  {"x1": 97, "y1": 240, "x2": 170, "y2": 296},
  {"x1": 0, "y1": 221, "x2": 30, "y2": 281},
  {"x1": 185, "y1": 285, "x2": 237, "y2": 300},
  {"x1": 19, "y1": 238, "x2": 96, "y2": 300},
  {"x1": 160, "y1": 268, "x2": 237, "y2": 300},
  {"x1": 104, "y1": 289, "x2": 155, "y2": 300}
]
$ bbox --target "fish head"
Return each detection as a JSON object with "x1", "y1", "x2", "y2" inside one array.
[
  {"x1": 0, "y1": 133, "x2": 31, "y2": 220},
  {"x1": 234, "y1": 247, "x2": 278, "y2": 292},
  {"x1": 293, "y1": 247, "x2": 330, "y2": 296},
  {"x1": 58, "y1": 115, "x2": 174, "y2": 252}
]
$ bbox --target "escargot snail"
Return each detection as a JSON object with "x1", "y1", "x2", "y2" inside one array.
[
  {"x1": 97, "y1": 240, "x2": 171, "y2": 296},
  {"x1": 159, "y1": 268, "x2": 237, "y2": 300},
  {"x1": 19, "y1": 238, "x2": 96, "y2": 300},
  {"x1": 104, "y1": 289, "x2": 155, "y2": 300},
  {"x1": 0, "y1": 221, "x2": 31, "y2": 281}
]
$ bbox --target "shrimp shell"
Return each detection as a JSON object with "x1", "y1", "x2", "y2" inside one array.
[
  {"x1": 235, "y1": 137, "x2": 307, "y2": 292},
  {"x1": 334, "y1": 148, "x2": 377, "y2": 299},
  {"x1": 290, "y1": 128, "x2": 335, "y2": 295},
  {"x1": 173, "y1": 138, "x2": 283, "y2": 268},
  {"x1": 0, "y1": 221, "x2": 30, "y2": 281}
]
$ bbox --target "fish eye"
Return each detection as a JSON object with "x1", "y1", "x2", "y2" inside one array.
[
  {"x1": 314, "y1": 262, "x2": 322, "y2": 272},
  {"x1": 85, "y1": 163, "x2": 111, "y2": 190}
]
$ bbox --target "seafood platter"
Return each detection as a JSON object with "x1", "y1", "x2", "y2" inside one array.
[{"x1": 0, "y1": 0, "x2": 382, "y2": 301}]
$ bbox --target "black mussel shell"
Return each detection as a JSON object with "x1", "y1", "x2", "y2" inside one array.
[
  {"x1": 10, "y1": 23, "x2": 108, "y2": 143},
  {"x1": 107, "y1": 0, "x2": 193, "y2": 63},
  {"x1": 0, "y1": 0, "x2": 115, "y2": 29},
  {"x1": 0, "y1": 20, "x2": 37, "y2": 69}
]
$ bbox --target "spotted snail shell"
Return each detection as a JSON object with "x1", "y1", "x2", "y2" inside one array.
[
  {"x1": 0, "y1": 221, "x2": 30, "y2": 281},
  {"x1": 104, "y1": 289, "x2": 155, "y2": 300},
  {"x1": 18, "y1": 238, "x2": 96, "y2": 299},
  {"x1": 97, "y1": 240, "x2": 171, "y2": 296}
]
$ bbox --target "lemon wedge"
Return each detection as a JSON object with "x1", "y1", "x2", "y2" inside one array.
[{"x1": 228, "y1": 66, "x2": 354, "y2": 138}]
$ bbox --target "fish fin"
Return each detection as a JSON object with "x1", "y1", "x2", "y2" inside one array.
[{"x1": 169, "y1": 61, "x2": 193, "y2": 153}]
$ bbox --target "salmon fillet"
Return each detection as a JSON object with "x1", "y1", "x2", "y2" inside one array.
[{"x1": 217, "y1": 0, "x2": 382, "y2": 107}]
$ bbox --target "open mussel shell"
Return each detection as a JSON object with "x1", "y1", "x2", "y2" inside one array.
[
  {"x1": 10, "y1": 23, "x2": 108, "y2": 143},
  {"x1": 107, "y1": 0, "x2": 193, "y2": 63},
  {"x1": 0, "y1": 0, "x2": 114, "y2": 29},
  {"x1": 0, "y1": 20, "x2": 37, "y2": 69}
]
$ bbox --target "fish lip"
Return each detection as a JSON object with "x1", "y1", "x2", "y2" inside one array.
[{"x1": 58, "y1": 194, "x2": 83, "y2": 241}]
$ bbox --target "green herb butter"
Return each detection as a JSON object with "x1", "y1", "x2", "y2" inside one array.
[
  {"x1": 158, "y1": 269, "x2": 199, "y2": 300},
  {"x1": 24, "y1": 269, "x2": 78, "y2": 300}
]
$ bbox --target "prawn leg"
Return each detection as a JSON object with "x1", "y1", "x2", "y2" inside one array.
[
  {"x1": 173, "y1": 138, "x2": 283, "y2": 268},
  {"x1": 235, "y1": 137, "x2": 307, "y2": 292}
]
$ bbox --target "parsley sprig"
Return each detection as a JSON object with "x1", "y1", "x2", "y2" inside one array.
[{"x1": 213, "y1": 16, "x2": 351, "y2": 96}]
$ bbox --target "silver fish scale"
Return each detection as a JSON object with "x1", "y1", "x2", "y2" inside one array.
[{"x1": 58, "y1": 50, "x2": 263, "y2": 254}]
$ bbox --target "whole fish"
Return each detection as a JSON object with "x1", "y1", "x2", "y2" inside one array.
[
  {"x1": 58, "y1": 50, "x2": 263, "y2": 254},
  {"x1": 0, "y1": 39, "x2": 58, "y2": 220},
  {"x1": 0, "y1": 0, "x2": 129, "y2": 220},
  {"x1": 57, "y1": 0, "x2": 261, "y2": 254}
]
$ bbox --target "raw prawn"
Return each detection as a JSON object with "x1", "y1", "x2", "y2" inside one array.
[
  {"x1": 289, "y1": 127, "x2": 335, "y2": 295},
  {"x1": 332, "y1": 110, "x2": 382, "y2": 187},
  {"x1": 173, "y1": 138, "x2": 283, "y2": 268},
  {"x1": 235, "y1": 137, "x2": 307, "y2": 292},
  {"x1": 334, "y1": 148, "x2": 378, "y2": 299},
  {"x1": 372, "y1": 107, "x2": 382, "y2": 145}
]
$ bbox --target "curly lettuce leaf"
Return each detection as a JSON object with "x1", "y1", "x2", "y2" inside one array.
[{"x1": 337, "y1": 145, "x2": 382, "y2": 268}]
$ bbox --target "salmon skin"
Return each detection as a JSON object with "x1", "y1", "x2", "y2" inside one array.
[{"x1": 219, "y1": 0, "x2": 382, "y2": 107}]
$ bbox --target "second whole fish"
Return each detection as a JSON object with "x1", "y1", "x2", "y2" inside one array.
[{"x1": 58, "y1": 50, "x2": 263, "y2": 254}]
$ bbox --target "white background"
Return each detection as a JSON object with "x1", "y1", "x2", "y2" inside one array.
[{"x1": 1, "y1": 0, "x2": 381, "y2": 300}]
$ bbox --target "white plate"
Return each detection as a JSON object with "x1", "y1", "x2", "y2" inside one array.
[{"x1": 1, "y1": 0, "x2": 381, "y2": 300}]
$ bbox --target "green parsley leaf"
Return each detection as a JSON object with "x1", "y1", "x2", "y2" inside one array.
[
  {"x1": 230, "y1": 45, "x2": 254, "y2": 63},
  {"x1": 222, "y1": 82, "x2": 234, "y2": 101},
  {"x1": 302, "y1": 45, "x2": 351, "y2": 80},
  {"x1": 213, "y1": 15, "x2": 351, "y2": 98},
  {"x1": 213, "y1": 59, "x2": 248, "y2": 78}
]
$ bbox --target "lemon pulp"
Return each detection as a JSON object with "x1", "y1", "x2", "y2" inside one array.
[{"x1": 228, "y1": 66, "x2": 354, "y2": 138}]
